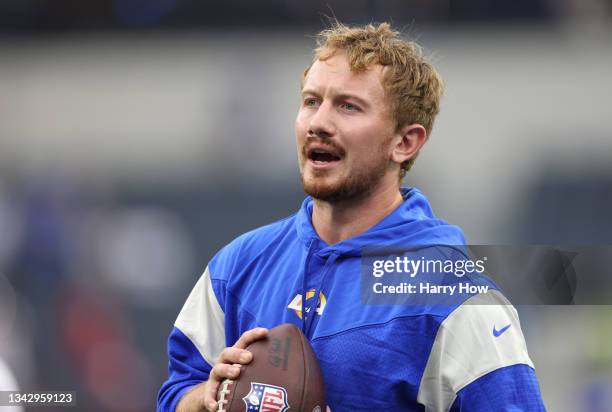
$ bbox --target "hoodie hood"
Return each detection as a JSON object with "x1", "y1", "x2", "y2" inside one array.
[{"x1": 295, "y1": 187, "x2": 465, "y2": 258}]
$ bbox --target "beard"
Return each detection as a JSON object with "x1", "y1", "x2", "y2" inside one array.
[{"x1": 299, "y1": 145, "x2": 390, "y2": 203}]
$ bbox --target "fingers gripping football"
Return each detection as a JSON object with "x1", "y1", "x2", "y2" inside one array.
[
  {"x1": 215, "y1": 324, "x2": 327, "y2": 412},
  {"x1": 234, "y1": 327, "x2": 269, "y2": 349},
  {"x1": 203, "y1": 328, "x2": 269, "y2": 411}
]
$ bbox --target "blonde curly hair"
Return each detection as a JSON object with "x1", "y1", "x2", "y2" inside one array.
[{"x1": 302, "y1": 21, "x2": 444, "y2": 177}]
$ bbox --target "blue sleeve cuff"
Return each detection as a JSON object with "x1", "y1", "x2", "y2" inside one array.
[{"x1": 450, "y1": 364, "x2": 546, "y2": 411}]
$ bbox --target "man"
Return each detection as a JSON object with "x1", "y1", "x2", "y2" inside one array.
[{"x1": 158, "y1": 22, "x2": 546, "y2": 411}]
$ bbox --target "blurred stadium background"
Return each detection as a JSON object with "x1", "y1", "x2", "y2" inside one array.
[{"x1": 1, "y1": 1, "x2": 611, "y2": 411}]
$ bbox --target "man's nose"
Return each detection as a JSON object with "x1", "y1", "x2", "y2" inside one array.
[{"x1": 308, "y1": 101, "x2": 335, "y2": 138}]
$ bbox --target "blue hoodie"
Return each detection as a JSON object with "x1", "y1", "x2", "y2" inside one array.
[{"x1": 158, "y1": 187, "x2": 546, "y2": 411}]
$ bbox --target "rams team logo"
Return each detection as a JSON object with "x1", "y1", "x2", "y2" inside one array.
[
  {"x1": 287, "y1": 288, "x2": 327, "y2": 319},
  {"x1": 242, "y1": 382, "x2": 290, "y2": 412}
]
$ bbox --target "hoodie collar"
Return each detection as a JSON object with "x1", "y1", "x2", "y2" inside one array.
[{"x1": 295, "y1": 187, "x2": 465, "y2": 258}]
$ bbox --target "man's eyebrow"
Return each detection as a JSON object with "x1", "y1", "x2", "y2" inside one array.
[
  {"x1": 335, "y1": 93, "x2": 370, "y2": 108},
  {"x1": 300, "y1": 88, "x2": 320, "y2": 97},
  {"x1": 300, "y1": 89, "x2": 371, "y2": 108}
]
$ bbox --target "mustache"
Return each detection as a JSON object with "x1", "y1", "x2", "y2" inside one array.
[{"x1": 302, "y1": 136, "x2": 346, "y2": 158}]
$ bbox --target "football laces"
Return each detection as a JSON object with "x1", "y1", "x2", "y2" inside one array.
[{"x1": 217, "y1": 379, "x2": 234, "y2": 412}]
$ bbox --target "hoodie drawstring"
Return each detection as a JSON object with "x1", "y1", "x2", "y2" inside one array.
[
  {"x1": 300, "y1": 240, "x2": 316, "y2": 334},
  {"x1": 302, "y1": 249, "x2": 339, "y2": 337}
]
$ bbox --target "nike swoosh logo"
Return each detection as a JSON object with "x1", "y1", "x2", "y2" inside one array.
[{"x1": 493, "y1": 324, "x2": 512, "y2": 337}]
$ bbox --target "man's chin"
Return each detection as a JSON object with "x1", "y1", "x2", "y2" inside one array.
[
  {"x1": 303, "y1": 183, "x2": 342, "y2": 202},
  {"x1": 301, "y1": 175, "x2": 342, "y2": 202},
  {"x1": 300, "y1": 175, "x2": 364, "y2": 203},
  {"x1": 300, "y1": 164, "x2": 390, "y2": 203}
]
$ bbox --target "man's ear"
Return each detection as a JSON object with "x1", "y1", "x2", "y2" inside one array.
[{"x1": 391, "y1": 123, "x2": 428, "y2": 165}]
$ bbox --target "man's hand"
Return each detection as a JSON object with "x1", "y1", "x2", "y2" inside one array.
[{"x1": 176, "y1": 327, "x2": 269, "y2": 412}]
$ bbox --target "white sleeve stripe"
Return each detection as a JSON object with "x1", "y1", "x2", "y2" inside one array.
[
  {"x1": 174, "y1": 266, "x2": 226, "y2": 367},
  {"x1": 417, "y1": 290, "x2": 534, "y2": 412}
]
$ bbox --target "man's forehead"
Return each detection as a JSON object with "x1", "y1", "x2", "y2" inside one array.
[{"x1": 303, "y1": 56, "x2": 386, "y2": 98}]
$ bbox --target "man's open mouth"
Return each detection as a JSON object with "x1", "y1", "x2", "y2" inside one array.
[{"x1": 307, "y1": 148, "x2": 342, "y2": 164}]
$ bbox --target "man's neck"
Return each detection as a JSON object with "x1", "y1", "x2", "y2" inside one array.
[{"x1": 311, "y1": 183, "x2": 404, "y2": 245}]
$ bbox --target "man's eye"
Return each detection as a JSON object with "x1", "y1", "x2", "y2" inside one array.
[
  {"x1": 304, "y1": 98, "x2": 318, "y2": 107},
  {"x1": 341, "y1": 102, "x2": 359, "y2": 111}
]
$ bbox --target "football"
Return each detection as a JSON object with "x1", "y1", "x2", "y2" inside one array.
[{"x1": 217, "y1": 323, "x2": 326, "y2": 412}]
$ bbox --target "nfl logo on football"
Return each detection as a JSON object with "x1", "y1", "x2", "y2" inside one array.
[{"x1": 242, "y1": 382, "x2": 290, "y2": 412}]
